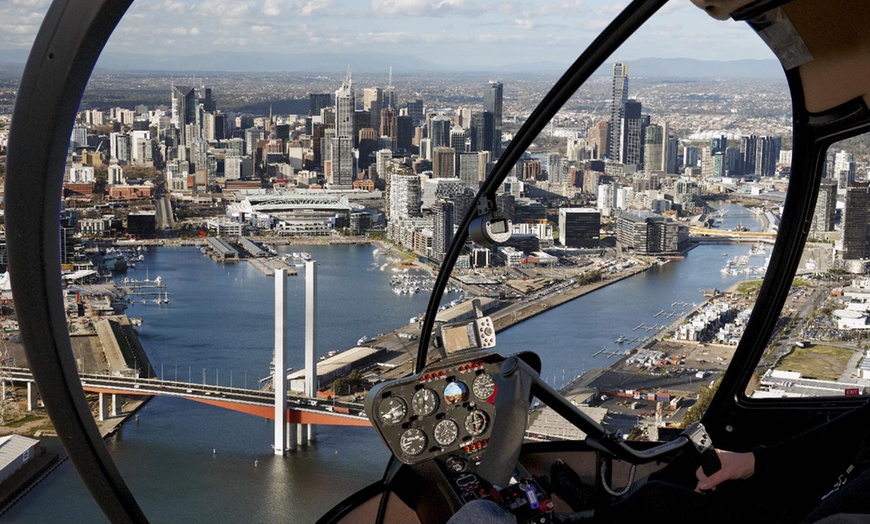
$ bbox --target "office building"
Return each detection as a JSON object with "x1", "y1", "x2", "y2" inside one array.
[
  {"x1": 335, "y1": 72, "x2": 355, "y2": 141},
  {"x1": 484, "y1": 81, "x2": 503, "y2": 158},
  {"x1": 843, "y1": 183, "x2": 870, "y2": 260},
  {"x1": 171, "y1": 85, "x2": 197, "y2": 145},
  {"x1": 558, "y1": 208, "x2": 600, "y2": 248}
]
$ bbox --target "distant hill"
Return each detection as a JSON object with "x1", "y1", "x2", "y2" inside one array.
[
  {"x1": 501, "y1": 57, "x2": 783, "y2": 79},
  {"x1": 0, "y1": 48, "x2": 783, "y2": 78}
]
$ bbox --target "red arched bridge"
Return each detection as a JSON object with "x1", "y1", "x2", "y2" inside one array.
[{"x1": 3, "y1": 367, "x2": 370, "y2": 427}]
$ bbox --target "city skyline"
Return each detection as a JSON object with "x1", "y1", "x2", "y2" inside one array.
[{"x1": 0, "y1": 1, "x2": 775, "y2": 71}]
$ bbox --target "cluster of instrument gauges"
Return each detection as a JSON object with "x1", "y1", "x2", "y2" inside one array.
[{"x1": 366, "y1": 356, "x2": 500, "y2": 464}]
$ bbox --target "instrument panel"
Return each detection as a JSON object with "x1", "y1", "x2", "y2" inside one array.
[{"x1": 365, "y1": 353, "x2": 502, "y2": 465}]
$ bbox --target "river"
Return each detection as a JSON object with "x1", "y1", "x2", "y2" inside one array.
[{"x1": 3, "y1": 204, "x2": 763, "y2": 523}]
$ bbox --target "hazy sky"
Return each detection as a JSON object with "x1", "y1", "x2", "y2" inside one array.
[{"x1": 1, "y1": 0, "x2": 774, "y2": 68}]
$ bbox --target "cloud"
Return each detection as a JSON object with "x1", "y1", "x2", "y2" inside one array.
[
  {"x1": 370, "y1": 0, "x2": 472, "y2": 17},
  {"x1": 263, "y1": 0, "x2": 282, "y2": 16},
  {"x1": 514, "y1": 19, "x2": 535, "y2": 30}
]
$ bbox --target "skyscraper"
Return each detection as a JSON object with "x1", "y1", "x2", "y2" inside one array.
[
  {"x1": 608, "y1": 63, "x2": 629, "y2": 160},
  {"x1": 171, "y1": 85, "x2": 197, "y2": 145},
  {"x1": 432, "y1": 200, "x2": 455, "y2": 263},
  {"x1": 363, "y1": 87, "x2": 383, "y2": 133},
  {"x1": 484, "y1": 81, "x2": 503, "y2": 158},
  {"x1": 756, "y1": 135, "x2": 782, "y2": 177},
  {"x1": 383, "y1": 68, "x2": 397, "y2": 111},
  {"x1": 620, "y1": 99, "x2": 645, "y2": 168},
  {"x1": 834, "y1": 150, "x2": 856, "y2": 190},
  {"x1": 407, "y1": 99, "x2": 424, "y2": 127},
  {"x1": 309, "y1": 93, "x2": 332, "y2": 117},
  {"x1": 812, "y1": 179, "x2": 838, "y2": 232},
  {"x1": 328, "y1": 136, "x2": 355, "y2": 189},
  {"x1": 429, "y1": 117, "x2": 452, "y2": 150},
  {"x1": 470, "y1": 111, "x2": 494, "y2": 153},
  {"x1": 643, "y1": 124, "x2": 664, "y2": 173},
  {"x1": 335, "y1": 71, "x2": 355, "y2": 141},
  {"x1": 433, "y1": 147, "x2": 456, "y2": 179},
  {"x1": 843, "y1": 183, "x2": 870, "y2": 260}
]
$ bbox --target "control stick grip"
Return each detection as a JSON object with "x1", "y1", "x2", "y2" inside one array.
[{"x1": 700, "y1": 448, "x2": 721, "y2": 477}]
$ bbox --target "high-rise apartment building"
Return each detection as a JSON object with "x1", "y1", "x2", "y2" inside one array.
[
  {"x1": 483, "y1": 81, "x2": 503, "y2": 158},
  {"x1": 609, "y1": 63, "x2": 629, "y2": 160},
  {"x1": 643, "y1": 124, "x2": 664, "y2": 173},
  {"x1": 433, "y1": 147, "x2": 456, "y2": 179},
  {"x1": 587, "y1": 120, "x2": 609, "y2": 159},
  {"x1": 812, "y1": 179, "x2": 838, "y2": 232},
  {"x1": 432, "y1": 201, "x2": 455, "y2": 263},
  {"x1": 389, "y1": 174, "x2": 423, "y2": 220}
]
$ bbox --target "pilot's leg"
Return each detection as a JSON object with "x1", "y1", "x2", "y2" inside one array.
[
  {"x1": 800, "y1": 469, "x2": 870, "y2": 524},
  {"x1": 446, "y1": 499, "x2": 517, "y2": 524}
]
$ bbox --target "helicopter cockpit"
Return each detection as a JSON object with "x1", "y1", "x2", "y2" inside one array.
[{"x1": 6, "y1": 0, "x2": 870, "y2": 523}]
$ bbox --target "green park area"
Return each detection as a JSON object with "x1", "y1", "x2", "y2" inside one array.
[{"x1": 777, "y1": 344, "x2": 853, "y2": 381}]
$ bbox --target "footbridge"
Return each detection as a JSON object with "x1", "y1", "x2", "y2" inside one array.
[
  {"x1": 688, "y1": 227, "x2": 777, "y2": 242},
  {"x1": 3, "y1": 367, "x2": 370, "y2": 427}
]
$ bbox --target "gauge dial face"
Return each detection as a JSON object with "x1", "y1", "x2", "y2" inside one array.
[
  {"x1": 445, "y1": 455, "x2": 467, "y2": 473},
  {"x1": 433, "y1": 419, "x2": 459, "y2": 447},
  {"x1": 464, "y1": 409, "x2": 489, "y2": 436},
  {"x1": 443, "y1": 381, "x2": 469, "y2": 405},
  {"x1": 378, "y1": 397, "x2": 407, "y2": 426},
  {"x1": 412, "y1": 388, "x2": 439, "y2": 416},
  {"x1": 399, "y1": 428, "x2": 427, "y2": 456},
  {"x1": 472, "y1": 373, "x2": 496, "y2": 401}
]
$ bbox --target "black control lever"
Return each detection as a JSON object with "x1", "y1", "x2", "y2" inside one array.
[
  {"x1": 477, "y1": 356, "x2": 533, "y2": 487},
  {"x1": 682, "y1": 422, "x2": 722, "y2": 476}
]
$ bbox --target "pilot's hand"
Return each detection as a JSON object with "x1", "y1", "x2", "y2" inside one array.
[{"x1": 694, "y1": 449, "x2": 755, "y2": 493}]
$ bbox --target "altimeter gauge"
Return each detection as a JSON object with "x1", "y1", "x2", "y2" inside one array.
[
  {"x1": 378, "y1": 397, "x2": 407, "y2": 426},
  {"x1": 399, "y1": 428, "x2": 427, "y2": 456},
  {"x1": 472, "y1": 373, "x2": 496, "y2": 401},
  {"x1": 412, "y1": 388, "x2": 439, "y2": 417},
  {"x1": 433, "y1": 419, "x2": 459, "y2": 447},
  {"x1": 464, "y1": 409, "x2": 489, "y2": 437}
]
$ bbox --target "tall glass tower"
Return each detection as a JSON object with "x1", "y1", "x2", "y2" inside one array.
[
  {"x1": 608, "y1": 63, "x2": 629, "y2": 161},
  {"x1": 484, "y1": 81, "x2": 503, "y2": 158},
  {"x1": 335, "y1": 70, "x2": 355, "y2": 141}
]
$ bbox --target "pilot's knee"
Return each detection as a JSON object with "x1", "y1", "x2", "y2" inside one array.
[{"x1": 447, "y1": 499, "x2": 517, "y2": 524}]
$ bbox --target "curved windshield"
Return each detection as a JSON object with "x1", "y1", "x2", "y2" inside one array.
[{"x1": 0, "y1": 0, "x2": 808, "y2": 522}]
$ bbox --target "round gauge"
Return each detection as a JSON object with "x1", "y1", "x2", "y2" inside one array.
[
  {"x1": 443, "y1": 381, "x2": 469, "y2": 405},
  {"x1": 464, "y1": 409, "x2": 489, "y2": 436},
  {"x1": 399, "y1": 428, "x2": 427, "y2": 456},
  {"x1": 412, "y1": 388, "x2": 439, "y2": 416},
  {"x1": 433, "y1": 419, "x2": 459, "y2": 447},
  {"x1": 445, "y1": 455, "x2": 467, "y2": 473},
  {"x1": 472, "y1": 373, "x2": 496, "y2": 401},
  {"x1": 378, "y1": 397, "x2": 407, "y2": 426}
]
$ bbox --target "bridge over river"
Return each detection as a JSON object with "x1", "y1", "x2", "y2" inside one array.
[{"x1": 3, "y1": 367, "x2": 370, "y2": 428}]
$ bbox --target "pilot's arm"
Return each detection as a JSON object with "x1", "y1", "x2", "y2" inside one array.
[{"x1": 695, "y1": 401, "x2": 870, "y2": 492}]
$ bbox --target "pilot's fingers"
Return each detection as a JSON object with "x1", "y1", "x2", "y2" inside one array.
[{"x1": 694, "y1": 463, "x2": 730, "y2": 492}]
